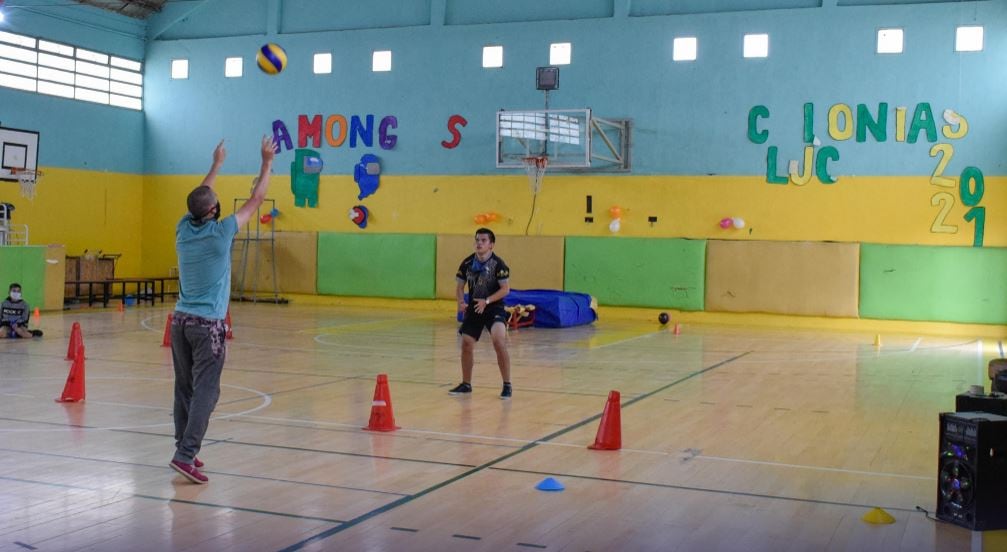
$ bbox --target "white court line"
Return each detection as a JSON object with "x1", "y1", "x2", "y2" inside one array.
[
  {"x1": 236, "y1": 413, "x2": 928, "y2": 479},
  {"x1": 582, "y1": 331, "x2": 662, "y2": 351},
  {"x1": 0, "y1": 377, "x2": 271, "y2": 432},
  {"x1": 978, "y1": 339, "x2": 985, "y2": 384},
  {"x1": 695, "y1": 454, "x2": 935, "y2": 481},
  {"x1": 909, "y1": 337, "x2": 922, "y2": 352}
]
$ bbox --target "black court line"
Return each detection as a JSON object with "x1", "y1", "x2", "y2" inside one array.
[
  {"x1": 490, "y1": 467, "x2": 920, "y2": 513},
  {"x1": 389, "y1": 527, "x2": 419, "y2": 533},
  {"x1": 452, "y1": 534, "x2": 481, "y2": 540},
  {"x1": 0, "y1": 447, "x2": 409, "y2": 497},
  {"x1": 0, "y1": 475, "x2": 346, "y2": 524},
  {"x1": 276, "y1": 351, "x2": 751, "y2": 551},
  {"x1": 13, "y1": 543, "x2": 37, "y2": 550},
  {"x1": 516, "y1": 543, "x2": 548, "y2": 549}
]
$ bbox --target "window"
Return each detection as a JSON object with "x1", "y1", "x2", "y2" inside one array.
[
  {"x1": 313, "y1": 52, "x2": 332, "y2": 74},
  {"x1": 876, "y1": 28, "x2": 903, "y2": 54},
  {"x1": 955, "y1": 26, "x2": 983, "y2": 52},
  {"x1": 171, "y1": 58, "x2": 188, "y2": 79},
  {"x1": 224, "y1": 56, "x2": 242, "y2": 78},
  {"x1": 372, "y1": 50, "x2": 391, "y2": 72},
  {"x1": 549, "y1": 42, "x2": 571, "y2": 65},
  {"x1": 482, "y1": 45, "x2": 503, "y2": 68},
  {"x1": 0, "y1": 30, "x2": 143, "y2": 109},
  {"x1": 673, "y1": 37, "x2": 697, "y2": 61},
  {"x1": 743, "y1": 33, "x2": 769, "y2": 58}
]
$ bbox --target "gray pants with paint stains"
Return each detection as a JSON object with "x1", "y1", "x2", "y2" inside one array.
[{"x1": 170, "y1": 312, "x2": 227, "y2": 465}]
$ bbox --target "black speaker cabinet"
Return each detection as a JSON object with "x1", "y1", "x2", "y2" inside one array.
[
  {"x1": 937, "y1": 411, "x2": 1007, "y2": 530},
  {"x1": 956, "y1": 392, "x2": 1007, "y2": 417}
]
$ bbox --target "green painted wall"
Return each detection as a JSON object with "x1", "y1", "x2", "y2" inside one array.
[
  {"x1": 0, "y1": 246, "x2": 46, "y2": 309},
  {"x1": 860, "y1": 244, "x2": 1007, "y2": 324},
  {"x1": 564, "y1": 237, "x2": 706, "y2": 310},
  {"x1": 317, "y1": 233, "x2": 436, "y2": 299}
]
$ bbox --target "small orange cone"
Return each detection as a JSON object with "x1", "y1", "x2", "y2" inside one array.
[
  {"x1": 224, "y1": 310, "x2": 233, "y2": 340},
  {"x1": 364, "y1": 374, "x2": 400, "y2": 432},
  {"x1": 672, "y1": 323, "x2": 681, "y2": 335},
  {"x1": 66, "y1": 322, "x2": 83, "y2": 360},
  {"x1": 161, "y1": 313, "x2": 173, "y2": 347},
  {"x1": 118, "y1": 301, "x2": 125, "y2": 312},
  {"x1": 588, "y1": 390, "x2": 622, "y2": 450},
  {"x1": 32, "y1": 307, "x2": 40, "y2": 326},
  {"x1": 56, "y1": 343, "x2": 86, "y2": 402}
]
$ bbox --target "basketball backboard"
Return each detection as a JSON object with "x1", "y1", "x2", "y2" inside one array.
[
  {"x1": 0, "y1": 126, "x2": 39, "y2": 182},
  {"x1": 496, "y1": 109, "x2": 631, "y2": 170}
]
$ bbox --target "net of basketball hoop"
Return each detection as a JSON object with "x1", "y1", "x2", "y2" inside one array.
[
  {"x1": 10, "y1": 168, "x2": 41, "y2": 201},
  {"x1": 521, "y1": 155, "x2": 548, "y2": 194}
]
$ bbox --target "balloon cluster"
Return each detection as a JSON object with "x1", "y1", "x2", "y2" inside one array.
[
  {"x1": 608, "y1": 205, "x2": 623, "y2": 233},
  {"x1": 718, "y1": 217, "x2": 745, "y2": 229},
  {"x1": 473, "y1": 212, "x2": 501, "y2": 224},
  {"x1": 260, "y1": 208, "x2": 280, "y2": 224}
]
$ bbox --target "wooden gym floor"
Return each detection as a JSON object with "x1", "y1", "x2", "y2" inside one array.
[{"x1": 0, "y1": 302, "x2": 991, "y2": 551}]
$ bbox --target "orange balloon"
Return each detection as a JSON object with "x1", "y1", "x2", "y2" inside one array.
[
  {"x1": 474, "y1": 214, "x2": 488, "y2": 224},
  {"x1": 609, "y1": 206, "x2": 623, "y2": 219},
  {"x1": 486, "y1": 212, "x2": 499, "y2": 222}
]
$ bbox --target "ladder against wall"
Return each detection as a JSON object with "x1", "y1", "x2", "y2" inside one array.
[
  {"x1": 231, "y1": 198, "x2": 287, "y2": 304},
  {"x1": 0, "y1": 203, "x2": 28, "y2": 246}
]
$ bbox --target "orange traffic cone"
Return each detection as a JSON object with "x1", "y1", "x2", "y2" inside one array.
[
  {"x1": 32, "y1": 307, "x2": 40, "y2": 326},
  {"x1": 161, "y1": 313, "x2": 173, "y2": 347},
  {"x1": 56, "y1": 343, "x2": 86, "y2": 402},
  {"x1": 65, "y1": 322, "x2": 83, "y2": 360},
  {"x1": 118, "y1": 301, "x2": 125, "y2": 312},
  {"x1": 225, "y1": 310, "x2": 233, "y2": 340},
  {"x1": 673, "y1": 323, "x2": 681, "y2": 335},
  {"x1": 364, "y1": 374, "x2": 400, "y2": 432},
  {"x1": 588, "y1": 390, "x2": 622, "y2": 450}
]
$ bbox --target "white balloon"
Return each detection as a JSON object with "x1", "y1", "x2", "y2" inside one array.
[
  {"x1": 609, "y1": 218, "x2": 621, "y2": 233},
  {"x1": 732, "y1": 217, "x2": 745, "y2": 229}
]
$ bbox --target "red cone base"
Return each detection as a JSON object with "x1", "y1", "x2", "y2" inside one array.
[
  {"x1": 364, "y1": 374, "x2": 400, "y2": 432},
  {"x1": 588, "y1": 390, "x2": 622, "y2": 450},
  {"x1": 162, "y1": 313, "x2": 173, "y2": 347},
  {"x1": 65, "y1": 322, "x2": 83, "y2": 360},
  {"x1": 56, "y1": 343, "x2": 86, "y2": 402}
]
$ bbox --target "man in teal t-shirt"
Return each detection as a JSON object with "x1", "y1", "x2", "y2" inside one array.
[{"x1": 168, "y1": 136, "x2": 275, "y2": 484}]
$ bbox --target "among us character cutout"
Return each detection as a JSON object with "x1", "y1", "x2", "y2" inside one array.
[
  {"x1": 354, "y1": 154, "x2": 380, "y2": 200},
  {"x1": 291, "y1": 149, "x2": 323, "y2": 207},
  {"x1": 349, "y1": 205, "x2": 369, "y2": 229}
]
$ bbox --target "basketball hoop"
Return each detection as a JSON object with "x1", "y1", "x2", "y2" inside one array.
[
  {"x1": 10, "y1": 168, "x2": 41, "y2": 201},
  {"x1": 521, "y1": 155, "x2": 548, "y2": 194}
]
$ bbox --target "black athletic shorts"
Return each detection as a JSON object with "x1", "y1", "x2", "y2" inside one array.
[{"x1": 459, "y1": 305, "x2": 508, "y2": 340}]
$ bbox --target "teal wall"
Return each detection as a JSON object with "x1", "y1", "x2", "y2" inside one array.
[
  {"x1": 0, "y1": 2, "x2": 145, "y2": 173},
  {"x1": 138, "y1": 0, "x2": 1006, "y2": 176}
]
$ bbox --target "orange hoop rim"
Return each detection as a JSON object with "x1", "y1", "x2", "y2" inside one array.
[
  {"x1": 521, "y1": 155, "x2": 549, "y2": 169},
  {"x1": 9, "y1": 167, "x2": 43, "y2": 178}
]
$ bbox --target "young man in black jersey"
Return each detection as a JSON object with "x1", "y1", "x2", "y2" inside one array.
[{"x1": 450, "y1": 228, "x2": 513, "y2": 399}]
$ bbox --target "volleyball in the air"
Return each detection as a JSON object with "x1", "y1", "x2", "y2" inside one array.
[{"x1": 256, "y1": 43, "x2": 287, "y2": 75}]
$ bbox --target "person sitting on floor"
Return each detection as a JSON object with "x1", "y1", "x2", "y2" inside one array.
[{"x1": 0, "y1": 283, "x2": 42, "y2": 338}]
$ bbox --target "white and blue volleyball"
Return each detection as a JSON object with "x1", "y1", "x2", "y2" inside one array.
[{"x1": 256, "y1": 43, "x2": 287, "y2": 75}]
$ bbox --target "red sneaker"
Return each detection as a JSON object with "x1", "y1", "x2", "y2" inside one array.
[
  {"x1": 169, "y1": 459, "x2": 208, "y2": 484},
  {"x1": 193, "y1": 457, "x2": 204, "y2": 468}
]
